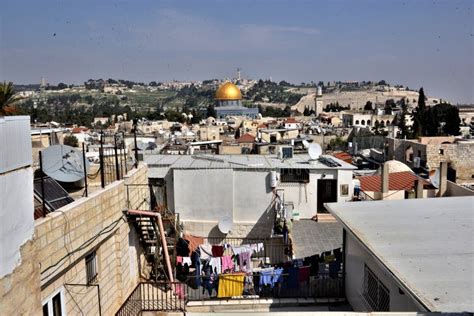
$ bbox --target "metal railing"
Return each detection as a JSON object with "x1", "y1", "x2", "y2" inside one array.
[
  {"x1": 35, "y1": 131, "x2": 137, "y2": 219},
  {"x1": 116, "y1": 282, "x2": 187, "y2": 316},
  {"x1": 185, "y1": 272, "x2": 344, "y2": 301}
]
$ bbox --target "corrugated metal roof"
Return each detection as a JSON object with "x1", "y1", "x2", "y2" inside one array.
[
  {"x1": 326, "y1": 197, "x2": 474, "y2": 312},
  {"x1": 145, "y1": 154, "x2": 357, "y2": 170},
  {"x1": 359, "y1": 171, "x2": 428, "y2": 192}
]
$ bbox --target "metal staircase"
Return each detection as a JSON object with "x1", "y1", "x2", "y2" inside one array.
[{"x1": 125, "y1": 209, "x2": 181, "y2": 282}]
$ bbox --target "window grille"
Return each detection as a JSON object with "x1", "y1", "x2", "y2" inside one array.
[
  {"x1": 363, "y1": 264, "x2": 390, "y2": 311},
  {"x1": 85, "y1": 251, "x2": 98, "y2": 285},
  {"x1": 280, "y1": 169, "x2": 310, "y2": 183}
]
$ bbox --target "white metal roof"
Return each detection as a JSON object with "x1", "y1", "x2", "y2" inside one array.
[
  {"x1": 326, "y1": 197, "x2": 474, "y2": 312},
  {"x1": 145, "y1": 154, "x2": 357, "y2": 170}
]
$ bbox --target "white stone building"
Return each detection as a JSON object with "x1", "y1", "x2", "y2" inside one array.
[{"x1": 145, "y1": 154, "x2": 356, "y2": 237}]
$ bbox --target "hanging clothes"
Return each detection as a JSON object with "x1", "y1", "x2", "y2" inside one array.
[
  {"x1": 259, "y1": 268, "x2": 275, "y2": 287},
  {"x1": 232, "y1": 245, "x2": 251, "y2": 256},
  {"x1": 176, "y1": 238, "x2": 190, "y2": 257},
  {"x1": 212, "y1": 245, "x2": 224, "y2": 257},
  {"x1": 298, "y1": 266, "x2": 310, "y2": 283},
  {"x1": 217, "y1": 273, "x2": 245, "y2": 298},
  {"x1": 221, "y1": 255, "x2": 234, "y2": 272},
  {"x1": 324, "y1": 254, "x2": 335, "y2": 263},
  {"x1": 309, "y1": 255, "x2": 319, "y2": 276},
  {"x1": 329, "y1": 261, "x2": 341, "y2": 278},
  {"x1": 272, "y1": 267, "x2": 284, "y2": 284},
  {"x1": 286, "y1": 267, "x2": 299, "y2": 288},
  {"x1": 209, "y1": 257, "x2": 222, "y2": 274},
  {"x1": 199, "y1": 244, "x2": 213, "y2": 260},
  {"x1": 176, "y1": 256, "x2": 183, "y2": 264},
  {"x1": 239, "y1": 252, "x2": 252, "y2": 272},
  {"x1": 183, "y1": 234, "x2": 204, "y2": 255},
  {"x1": 182, "y1": 257, "x2": 192, "y2": 266},
  {"x1": 318, "y1": 262, "x2": 327, "y2": 275}
]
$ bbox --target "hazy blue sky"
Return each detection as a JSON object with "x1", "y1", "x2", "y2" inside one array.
[{"x1": 1, "y1": 0, "x2": 472, "y2": 103}]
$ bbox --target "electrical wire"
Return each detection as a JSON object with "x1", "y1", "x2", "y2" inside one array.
[{"x1": 41, "y1": 215, "x2": 126, "y2": 282}]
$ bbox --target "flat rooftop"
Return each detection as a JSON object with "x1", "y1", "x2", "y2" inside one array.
[
  {"x1": 326, "y1": 197, "x2": 474, "y2": 312},
  {"x1": 145, "y1": 154, "x2": 356, "y2": 171}
]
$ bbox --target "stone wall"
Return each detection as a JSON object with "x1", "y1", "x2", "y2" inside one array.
[
  {"x1": 36, "y1": 164, "x2": 148, "y2": 315},
  {"x1": 0, "y1": 240, "x2": 42, "y2": 315},
  {"x1": 385, "y1": 138, "x2": 474, "y2": 182}
]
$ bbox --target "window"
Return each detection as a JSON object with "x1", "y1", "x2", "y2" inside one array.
[
  {"x1": 280, "y1": 168, "x2": 310, "y2": 183},
  {"x1": 439, "y1": 149, "x2": 444, "y2": 155},
  {"x1": 42, "y1": 289, "x2": 65, "y2": 316},
  {"x1": 340, "y1": 184, "x2": 349, "y2": 196},
  {"x1": 86, "y1": 251, "x2": 98, "y2": 285},
  {"x1": 363, "y1": 264, "x2": 390, "y2": 311}
]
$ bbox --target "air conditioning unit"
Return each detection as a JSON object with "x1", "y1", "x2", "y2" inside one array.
[{"x1": 279, "y1": 146, "x2": 294, "y2": 159}]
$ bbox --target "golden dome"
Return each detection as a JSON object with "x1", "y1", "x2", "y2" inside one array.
[{"x1": 215, "y1": 82, "x2": 242, "y2": 100}]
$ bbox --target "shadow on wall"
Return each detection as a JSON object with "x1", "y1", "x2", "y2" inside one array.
[
  {"x1": 207, "y1": 196, "x2": 275, "y2": 240},
  {"x1": 128, "y1": 223, "x2": 149, "y2": 280}
]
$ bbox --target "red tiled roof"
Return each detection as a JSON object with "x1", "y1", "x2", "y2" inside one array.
[
  {"x1": 72, "y1": 127, "x2": 88, "y2": 133},
  {"x1": 284, "y1": 118, "x2": 298, "y2": 124},
  {"x1": 359, "y1": 171, "x2": 428, "y2": 192},
  {"x1": 257, "y1": 123, "x2": 268, "y2": 128},
  {"x1": 332, "y1": 152, "x2": 352, "y2": 164},
  {"x1": 236, "y1": 133, "x2": 255, "y2": 143}
]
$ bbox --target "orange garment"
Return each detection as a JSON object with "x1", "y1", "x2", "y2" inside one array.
[
  {"x1": 183, "y1": 234, "x2": 204, "y2": 255},
  {"x1": 217, "y1": 273, "x2": 245, "y2": 298}
]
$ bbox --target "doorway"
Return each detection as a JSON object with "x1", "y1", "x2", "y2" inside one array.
[{"x1": 317, "y1": 179, "x2": 338, "y2": 213}]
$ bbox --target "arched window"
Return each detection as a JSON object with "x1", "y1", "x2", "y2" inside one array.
[
  {"x1": 355, "y1": 120, "x2": 360, "y2": 125},
  {"x1": 380, "y1": 121, "x2": 385, "y2": 127},
  {"x1": 367, "y1": 120, "x2": 371, "y2": 126},
  {"x1": 361, "y1": 120, "x2": 366, "y2": 125},
  {"x1": 386, "y1": 120, "x2": 390, "y2": 126}
]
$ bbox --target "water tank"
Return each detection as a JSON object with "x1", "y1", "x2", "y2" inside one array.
[{"x1": 270, "y1": 171, "x2": 278, "y2": 188}]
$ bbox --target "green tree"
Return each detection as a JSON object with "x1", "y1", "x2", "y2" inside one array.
[
  {"x1": 413, "y1": 88, "x2": 427, "y2": 137},
  {"x1": 0, "y1": 81, "x2": 19, "y2": 115},
  {"x1": 396, "y1": 98, "x2": 411, "y2": 138},
  {"x1": 206, "y1": 104, "x2": 216, "y2": 118},
  {"x1": 63, "y1": 135, "x2": 79, "y2": 147},
  {"x1": 363, "y1": 101, "x2": 373, "y2": 112}
]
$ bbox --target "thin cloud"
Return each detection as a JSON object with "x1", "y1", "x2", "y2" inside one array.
[{"x1": 240, "y1": 24, "x2": 320, "y2": 35}]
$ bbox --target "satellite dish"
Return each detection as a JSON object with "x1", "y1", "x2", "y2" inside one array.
[
  {"x1": 42, "y1": 145, "x2": 90, "y2": 183},
  {"x1": 218, "y1": 216, "x2": 233, "y2": 234},
  {"x1": 302, "y1": 140, "x2": 310, "y2": 149},
  {"x1": 429, "y1": 168, "x2": 440, "y2": 189},
  {"x1": 308, "y1": 143, "x2": 322, "y2": 160}
]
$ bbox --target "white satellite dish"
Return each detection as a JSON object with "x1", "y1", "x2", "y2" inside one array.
[
  {"x1": 302, "y1": 140, "x2": 310, "y2": 149},
  {"x1": 429, "y1": 168, "x2": 440, "y2": 189},
  {"x1": 308, "y1": 143, "x2": 322, "y2": 160},
  {"x1": 218, "y1": 216, "x2": 233, "y2": 234},
  {"x1": 42, "y1": 145, "x2": 90, "y2": 183}
]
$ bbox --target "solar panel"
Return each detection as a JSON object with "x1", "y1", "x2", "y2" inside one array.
[{"x1": 34, "y1": 176, "x2": 74, "y2": 218}]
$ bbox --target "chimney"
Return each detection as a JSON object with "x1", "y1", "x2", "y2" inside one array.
[
  {"x1": 381, "y1": 163, "x2": 389, "y2": 194},
  {"x1": 415, "y1": 179, "x2": 424, "y2": 198},
  {"x1": 439, "y1": 161, "x2": 448, "y2": 197}
]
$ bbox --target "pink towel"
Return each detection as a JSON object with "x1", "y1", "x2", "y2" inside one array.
[
  {"x1": 221, "y1": 255, "x2": 234, "y2": 272},
  {"x1": 176, "y1": 256, "x2": 183, "y2": 264}
]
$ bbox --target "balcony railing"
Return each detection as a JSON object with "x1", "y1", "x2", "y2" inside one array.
[
  {"x1": 116, "y1": 282, "x2": 187, "y2": 316},
  {"x1": 185, "y1": 272, "x2": 344, "y2": 301}
]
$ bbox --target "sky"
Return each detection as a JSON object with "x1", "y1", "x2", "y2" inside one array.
[{"x1": 1, "y1": 0, "x2": 473, "y2": 103}]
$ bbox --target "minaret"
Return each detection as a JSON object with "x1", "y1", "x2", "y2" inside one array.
[{"x1": 237, "y1": 68, "x2": 241, "y2": 81}]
